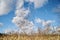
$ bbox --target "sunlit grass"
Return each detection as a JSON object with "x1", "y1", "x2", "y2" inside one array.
[{"x1": 0, "y1": 34, "x2": 60, "y2": 40}]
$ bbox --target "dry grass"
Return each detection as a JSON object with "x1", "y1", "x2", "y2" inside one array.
[{"x1": 0, "y1": 34, "x2": 60, "y2": 40}]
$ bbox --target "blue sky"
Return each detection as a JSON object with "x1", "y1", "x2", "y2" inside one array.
[{"x1": 0, "y1": 0, "x2": 60, "y2": 33}]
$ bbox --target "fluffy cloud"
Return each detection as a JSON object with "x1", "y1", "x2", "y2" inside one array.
[
  {"x1": 12, "y1": 0, "x2": 33, "y2": 29},
  {"x1": 0, "y1": 23, "x2": 3, "y2": 27},
  {"x1": 35, "y1": 18, "x2": 43, "y2": 23},
  {"x1": 16, "y1": 0, "x2": 24, "y2": 9},
  {"x1": 56, "y1": 26, "x2": 60, "y2": 31},
  {"x1": 12, "y1": 7, "x2": 34, "y2": 34},
  {"x1": 33, "y1": 0, "x2": 48, "y2": 8},
  {"x1": 12, "y1": 16, "x2": 34, "y2": 29},
  {"x1": 26, "y1": 0, "x2": 48, "y2": 8},
  {"x1": 35, "y1": 18, "x2": 56, "y2": 34},
  {"x1": 12, "y1": 16, "x2": 34, "y2": 34},
  {"x1": 0, "y1": 0, "x2": 48, "y2": 16},
  {"x1": 35, "y1": 18, "x2": 54, "y2": 26},
  {"x1": 42, "y1": 20, "x2": 54, "y2": 26},
  {"x1": 0, "y1": 0, "x2": 14, "y2": 16},
  {"x1": 12, "y1": 0, "x2": 48, "y2": 34},
  {"x1": 12, "y1": 0, "x2": 35, "y2": 34},
  {"x1": 15, "y1": 8, "x2": 30, "y2": 17}
]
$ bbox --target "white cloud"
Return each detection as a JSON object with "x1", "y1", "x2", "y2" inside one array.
[
  {"x1": 12, "y1": 0, "x2": 34, "y2": 34},
  {"x1": 27, "y1": 0, "x2": 48, "y2": 8},
  {"x1": 12, "y1": 16, "x2": 34, "y2": 29},
  {"x1": 0, "y1": 0, "x2": 48, "y2": 16},
  {"x1": 12, "y1": 16, "x2": 34, "y2": 34},
  {"x1": 42, "y1": 20, "x2": 54, "y2": 26},
  {"x1": 15, "y1": 8, "x2": 30, "y2": 17},
  {"x1": 35, "y1": 18, "x2": 54, "y2": 26},
  {"x1": 33, "y1": 0, "x2": 48, "y2": 8},
  {"x1": 0, "y1": 0, "x2": 14, "y2": 16},
  {"x1": 35, "y1": 18, "x2": 42, "y2": 23},
  {"x1": 16, "y1": 0, "x2": 24, "y2": 9},
  {"x1": 12, "y1": 6, "x2": 34, "y2": 33},
  {"x1": 56, "y1": 26, "x2": 60, "y2": 31},
  {"x1": 0, "y1": 23, "x2": 3, "y2": 27},
  {"x1": 12, "y1": 0, "x2": 48, "y2": 34}
]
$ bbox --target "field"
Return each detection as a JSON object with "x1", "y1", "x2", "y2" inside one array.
[{"x1": 0, "y1": 34, "x2": 60, "y2": 40}]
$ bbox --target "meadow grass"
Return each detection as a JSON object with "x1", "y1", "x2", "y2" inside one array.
[{"x1": 0, "y1": 34, "x2": 60, "y2": 40}]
